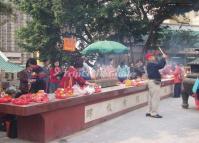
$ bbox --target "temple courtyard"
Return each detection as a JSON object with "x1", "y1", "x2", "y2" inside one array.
[{"x1": 0, "y1": 97, "x2": 198, "y2": 143}]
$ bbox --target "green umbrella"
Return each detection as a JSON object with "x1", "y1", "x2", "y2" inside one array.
[{"x1": 81, "y1": 40, "x2": 128, "y2": 55}]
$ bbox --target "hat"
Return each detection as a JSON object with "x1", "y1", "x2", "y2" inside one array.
[{"x1": 145, "y1": 53, "x2": 154, "y2": 61}]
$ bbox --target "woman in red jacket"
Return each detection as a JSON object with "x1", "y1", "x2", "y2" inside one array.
[
  {"x1": 60, "y1": 58, "x2": 94, "y2": 88},
  {"x1": 49, "y1": 61, "x2": 61, "y2": 93},
  {"x1": 173, "y1": 63, "x2": 183, "y2": 98}
]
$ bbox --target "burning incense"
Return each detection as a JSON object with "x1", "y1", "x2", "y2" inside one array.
[{"x1": 158, "y1": 47, "x2": 164, "y2": 55}]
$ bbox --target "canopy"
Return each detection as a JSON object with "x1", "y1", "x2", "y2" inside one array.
[
  {"x1": 0, "y1": 56, "x2": 23, "y2": 73},
  {"x1": 188, "y1": 58, "x2": 199, "y2": 65},
  {"x1": 81, "y1": 41, "x2": 128, "y2": 55}
]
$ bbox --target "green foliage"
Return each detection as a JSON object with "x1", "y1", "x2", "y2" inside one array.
[
  {"x1": 13, "y1": 0, "x2": 199, "y2": 61},
  {"x1": 14, "y1": 0, "x2": 62, "y2": 62}
]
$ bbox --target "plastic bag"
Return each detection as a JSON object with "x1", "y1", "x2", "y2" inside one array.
[
  {"x1": 84, "y1": 85, "x2": 95, "y2": 95},
  {"x1": 73, "y1": 85, "x2": 95, "y2": 96},
  {"x1": 192, "y1": 78, "x2": 199, "y2": 93},
  {"x1": 73, "y1": 85, "x2": 87, "y2": 96}
]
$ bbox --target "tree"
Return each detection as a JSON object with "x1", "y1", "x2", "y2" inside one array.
[
  {"x1": 14, "y1": 0, "x2": 62, "y2": 61},
  {"x1": 132, "y1": 0, "x2": 199, "y2": 53},
  {"x1": 14, "y1": 0, "x2": 148, "y2": 62},
  {"x1": 52, "y1": 0, "x2": 146, "y2": 43},
  {"x1": 52, "y1": 0, "x2": 148, "y2": 62},
  {"x1": 13, "y1": 0, "x2": 199, "y2": 61}
]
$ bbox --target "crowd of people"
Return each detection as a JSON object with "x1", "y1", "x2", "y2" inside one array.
[
  {"x1": 16, "y1": 55, "x2": 145, "y2": 95},
  {"x1": 17, "y1": 55, "x2": 185, "y2": 97},
  {"x1": 17, "y1": 57, "x2": 97, "y2": 95}
]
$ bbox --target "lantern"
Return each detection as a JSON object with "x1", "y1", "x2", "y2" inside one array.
[{"x1": 63, "y1": 36, "x2": 76, "y2": 52}]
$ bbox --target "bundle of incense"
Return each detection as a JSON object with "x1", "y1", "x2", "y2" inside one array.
[{"x1": 158, "y1": 47, "x2": 164, "y2": 55}]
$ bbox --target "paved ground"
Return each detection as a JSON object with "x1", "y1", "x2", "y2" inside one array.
[{"x1": 1, "y1": 97, "x2": 199, "y2": 143}]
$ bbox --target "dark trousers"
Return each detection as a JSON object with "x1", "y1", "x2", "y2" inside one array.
[
  {"x1": 118, "y1": 77, "x2": 127, "y2": 83},
  {"x1": 174, "y1": 83, "x2": 181, "y2": 97}
]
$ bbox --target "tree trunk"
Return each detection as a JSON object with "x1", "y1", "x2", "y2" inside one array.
[{"x1": 129, "y1": 37, "x2": 134, "y2": 63}]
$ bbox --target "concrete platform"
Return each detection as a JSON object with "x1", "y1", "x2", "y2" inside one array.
[{"x1": 1, "y1": 97, "x2": 199, "y2": 143}]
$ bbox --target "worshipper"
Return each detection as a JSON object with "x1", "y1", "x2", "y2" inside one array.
[
  {"x1": 42, "y1": 59, "x2": 50, "y2": 93},
  {"x1": 49, "y1": 61, "x2": 61, "y2": 93},
  {"x1": 29, "y1": 59, "x2": 46, "y2": 93},
  {"x1": 129, "y1": 63, "x2": 137, "y2": 79},
  {"x1": 173, "y1": 63, "x2": 183, "y2": 98},
  {"x1": 79, "y1": 58, "x2": 92, "y2": 80},
  {"x1": 59, "y1": 58, "x2": 95, "y2": 88},
  {"x1": 117, "y1": 61, "x2": 130, "y2": 82},
  {"x1": 146, "y1": 52, "x2": 167, "y2": 118},
  {"x1": 17, "y1": 58, "x2": 35, "y2": 95}
]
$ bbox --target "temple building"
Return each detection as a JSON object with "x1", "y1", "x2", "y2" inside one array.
[{"x1": 0, "y1": 9, "x2": 32, "y2": 65}]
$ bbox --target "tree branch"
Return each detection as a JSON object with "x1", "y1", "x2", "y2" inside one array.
[{"x1": 83, "y1": 25, "x2": 93, "y2": 42}]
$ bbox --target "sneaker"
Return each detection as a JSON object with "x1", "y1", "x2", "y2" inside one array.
[
  {"x1": 150, "y1": 114, "x2": 162, "y2": 118},
  {"x1": 146, "y1": 113, "x2": 151, "y2": 117}
]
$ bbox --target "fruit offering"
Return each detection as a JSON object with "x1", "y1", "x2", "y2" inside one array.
[
  {"x1": 13, "y1": 90, "x2": 49, "y2": 105},
  {"x1": 55, "y1": 88, "x2": 74, "y2": 99},
  {"x1": 31, "y1": 90, "x2": 49, "y2": 103},
  {"x1": 19, "y1": 93, "x2": 33, "y2": 102},
  {"x1": 125, "y1": 80, "x2": 132, "y2": 87}
]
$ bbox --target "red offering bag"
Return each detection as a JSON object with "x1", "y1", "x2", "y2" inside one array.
[
  {"x1": 195, "y1": 98, "x2": 199, "y2": 109},
  {"x1": 192, "y1": 93, "x2": 199, "y2": 109},
  {"x1": 19, "y1": 93, "x2": 33, "y2": 102},
  {"x1": 0, "y1": 96, "x2": 12, "y2": 103},
  {"x1": 33, "y1": 95, "x2": 49, "y2": 103},
  {"x1": 12, "y1": 98, "x2": 30, "y2": 105},
  {"x1": 31, "y1": 91, "x2": 49, "y2": 103},
  {"x1": 55, "y1": 77, "x2": 74, "y2": 99},
  {"x1": 195, "y1": 97, "x2": 199, "y2": 110},
  {"x1": 64, "y1": 76, "x2": 73, "y2": 96},
  {"x1": 94, "y1": 85, "x2": 101, "y2": 93},
  {"x1": 194, "y1": 94, "x2": 199, "y2": 109}
]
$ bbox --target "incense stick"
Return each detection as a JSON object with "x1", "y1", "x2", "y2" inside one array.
[{"x1": 158, "y1": 47, "x2": 164, "y2": 55}]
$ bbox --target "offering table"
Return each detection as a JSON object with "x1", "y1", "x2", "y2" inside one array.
[{"x1": 0, "y1": 79, "x2": 173, "y2": 143}]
